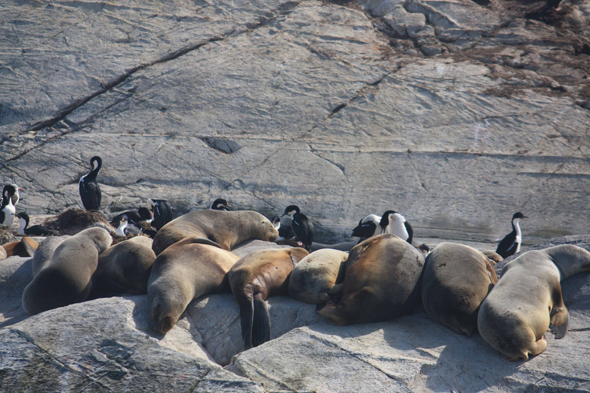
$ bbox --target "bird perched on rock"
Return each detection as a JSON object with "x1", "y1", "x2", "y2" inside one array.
[
  {"x1": 16, "y1": 212, "x2": 57, "y2": 236},
  {"x1": 210, "y1": 198, "x2": 231, "y2": 211},
  {"x1": 381, "y1": 210, "x2": 413, "y2": 244},
  {"x1": 496, "y1": 212, "x2": 528, "y2": 258},
  {"x1": 282, "y1": 205, "x2": 314, "y2": 252},
  {"x1": 351, "y1": 210, "x2": 413, "y2": 244},
  {"x1": 351, "y1": 214, "x2": 381, "y2": 242},
  {"x1": 0, "y1": 185, "x2": 17, "y2": 229},
  {"x1": 79, "y1": 156, "x2": 102, "y2": 210},
  {"x1": 148, "y1": 199, "x2": 173, "y2": 231},
  {"x1": 110, "y1": 207, "x2": 153, "y2": 227},
  {"x1": 3, "y1": 183, "x2": 21, "y2": 206}
]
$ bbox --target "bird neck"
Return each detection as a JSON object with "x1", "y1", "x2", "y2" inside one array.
[
  {"x1": 88, "y1": 158, "x2": 102, "y2": 179},
  {"x1": 115, "y1": 221, "x2": 127, "y2": 236},
  {"x1": 513, "y1": 218, "x2": 522, "y2": 252},
  {"x1": 18, "y1": 217, "x2": 27, "y2": 235},
  {"x1": 388, "y1": 218, "x2": 409, "y2": 239}
]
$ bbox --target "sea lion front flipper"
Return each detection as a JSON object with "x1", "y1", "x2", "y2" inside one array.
[
  {"x1": 252, "y1": 295, "x2": 271, "y2": 347},
  {"x1": 550, "y1": 308, "x2": 569, "y2": 339}
]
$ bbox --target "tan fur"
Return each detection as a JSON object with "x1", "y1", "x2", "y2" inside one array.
[
  {"x1": 22, "y1": 228, "x2": 112, "y2": 314},
  {"x1": 422, "y1": 242, "x2": 498, "y2": 336},
  {"x1": 2, "y1": 237, "x2": 39, "y2": 258},
  {"x1": 229, "y1": 248, "x2": 309, "y2": 349},
  {"x1": 147, "y1": 236, "x2": 241, "y2": 334},
  {"x1": 289, "y1": 249, "x2": 348, "y2": 305},
  {"x1": 478, "y1": 245, "x2": 590, "y2": 360},
  {"x1": 92, "y1": 236, "x2": 156, "y2": 297},
  {"x1": 317, "y1": 234, "x2": 424, "y2": 326},
  {"x1": 152, "y1": 210, "x2": 278, "y2": 255}
]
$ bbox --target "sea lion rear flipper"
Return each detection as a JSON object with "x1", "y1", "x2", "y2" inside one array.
[
  {"x1": 550, "y1": 310, "x2": 569, "y2": 339},
  {"x1": 252, "y1": 296, "x2": 271, "y2": 347},
  {"x1": 239, "y1": 298, "x2": 254, "y2": 350},
  {"x1": 20, "y1": 238, "x2": 37, "y2": 257}
]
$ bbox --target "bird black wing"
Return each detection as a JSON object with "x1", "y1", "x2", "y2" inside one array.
[
  {"x1": 351, "y1": 219, "x2": 377, "y2": 239},
  {"x1": 111, "y1": 210, "x2": 143, "y2": 226},
  {"x1": 496, "y1": 231, "x2": 517, "y2": 258},
  {"x1": 404, "y1": 222, "x2": 413, "y2": 244},
  {"x1": 79, "y1": 178, "x2": 101, "y2": 210},
  {"x1": 152, "y1": 201, "x2": 173, "y2": 231},
  {"x1": 26, "y1": 225, "x2": 58, "y2": 237},
  {"x1": 292, "y1": 213, "x2": 314, "y2": 251}
]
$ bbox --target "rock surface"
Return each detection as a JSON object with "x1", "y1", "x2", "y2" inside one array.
[
  {"x1": 0, "y1": 0, "x2": 589, "y2": 246},
  {"x1": 1, "y1": 236, "x2": 590, "y2": 391}
]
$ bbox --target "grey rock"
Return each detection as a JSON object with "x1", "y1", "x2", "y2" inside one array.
[
  {"x1": 0, "y1": 256, "x2": 31, "y2": 328},
  {"x1": 229, "y1": 297, "x2": 590, "y2": 392},
  {"x1": 185, "y1": 293, "x2": 323, "y2": 365},
  {"x1": 0, "y1": 296, "x2": 265, "y2": 392},
  {"x1": 1, "y1": 0, "x2": 589, "y2": 249}
]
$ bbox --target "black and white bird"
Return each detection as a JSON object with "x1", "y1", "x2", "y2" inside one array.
[
  {"x1": 282, "y1": 205, "x2": 314, "y2": 252},
  {"x1": 270, "y1": 216, "x2": 281, "y2": 232},
  {"x1": 114, "y1": 215, "x2": 132, "y2": 237},
  {"x1": 351, "y1": 210, "x2": 413, "y2": 244},
  {"x1": 380, "y1": 210, "x2": 413, "y2": 244},
  {"x1": 211, "y1": 198, "x2": 231, "y2": 211},
  {"x1": 110, "y1": 207, "x2": 153, "y2": 227},
  {"x1": 0, "y1": 185, "x2": 17, "y2": 228},
  {"x1": 16, "y1": 212, "x2": 57, "y2": 236},
  {"x1": 3, "y1": 183, "x2": 21, "y2": 206},
  {"x1": 351, "y1": 214, "x2": 381, "y2": 242},
  {"x1": 79, "y1": 156, "x2": 102, "y2": 211},
  {"x1": 496, "y1": 212, "x2": 528, "y2": 258},
  {"x1": 148, "y1": 199, "x2": 173, "y2": 231}
]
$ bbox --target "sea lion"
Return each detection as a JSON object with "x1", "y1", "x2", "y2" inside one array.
[
  {"x1": 21, "y1": 228, "x2": 112, "y2": 314},
  {"x1": 317, "y1": 234, "x2": 424, "y2": 325},
  {"x1": 152, "y1": 210, "x2": 279, "y2": 255},
  {"x1": 228, "y1": 247, "x2": 309, "y2": 349},
  {"x1": 478, "y1": 245, "x2": 590, "y2": 360},
  {"x1": 2, "y1": 237, "x2": 39, "y2": 258},
  {"x1": 288, "y1": 249, "x2": 348, "y2": 305},
  {"x1": 90, "y1": 236, "x2": 156, "y2": 298},
  {"x1": 147, "y1": 236, "x2": 240, "y2": 334},
  {"x1": 30, "y1": 236, "x2": 69, "y2": 276},
  {"x1": 482, "y1": 250, "x2": 503, "y2": 265},
  {"x1": 421, "y1": 242, "x2": 498, "y2": 336}
]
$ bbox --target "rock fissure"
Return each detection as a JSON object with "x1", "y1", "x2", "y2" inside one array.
[{"x1": 11, "y1": 329, "x2": 116, "y2": 392}]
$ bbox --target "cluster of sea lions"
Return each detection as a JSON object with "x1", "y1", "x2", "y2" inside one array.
[{"x1": 2, "y1": 156, "x2": 588, "y2": 361}]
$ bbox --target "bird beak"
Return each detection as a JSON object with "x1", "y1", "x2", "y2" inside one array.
[
  {"x1": 523, "y1": 215, "x2": 529, "y2": 219},
  {"x1": 18, "y1": 188, "x2": 22, "y2": 191}
]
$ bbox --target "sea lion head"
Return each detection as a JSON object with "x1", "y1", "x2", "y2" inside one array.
[
  {"x1": 148, "y1": 285, "x2": 186, "y2": 334},
  {"x1": 76, "y1": 227, "x2": 112, "y2": 253}
]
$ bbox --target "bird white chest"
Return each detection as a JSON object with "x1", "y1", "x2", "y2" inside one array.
[{"x1": 386, "y1": 214, "x2": 409, "y2": 241}]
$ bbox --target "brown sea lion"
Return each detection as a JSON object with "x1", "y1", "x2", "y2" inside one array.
[
  {"x1": 317, "y1": 234, "x2": 424, "y2": 325},
  {"x1": 147, "y1": 236, "x2": 240, "y2": 334},
  {"x1": 421, "y1": 242, "x2": 498, "y2": 336},
  {"x1": 152, "y1": 210, "x2": 279, "y2": 255},
  {"x1": 21, "y1": 228, "x2": 112, "y2": 314},
  {"x1": 228, "y1": 247, "x2": 309, "y2": 349},
  {"x1": 30, "y1": 236, "x2": 69, "y2": 276},
  {"x1": 2, "y1": 237, "x2": 39, "y2": 258},
  {"x1": 288, "y1": 249, "x2": 348, "y2": 305},
  {"x1": 482, "y1": 250, "x2": 504, "y2": 265},
  {"x1": 478, "y1": 245, "x2": 590, "y2": 360},
  {"x1": 90, "y1": 236, "x2": 156, "y2": 298}
]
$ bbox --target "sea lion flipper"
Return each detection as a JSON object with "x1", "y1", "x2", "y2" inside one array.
[
  {"x1": 550, "y1": 308, "x2": 569, "y2": 339},
  {"x1": 252, "y1": 296, "x2": 271, "y2": 347},
  {"x1": 239, "y1": 297, "x2": 255, "y2": 350}
]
